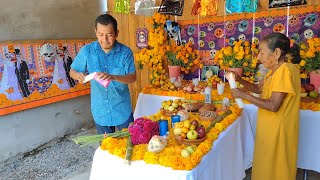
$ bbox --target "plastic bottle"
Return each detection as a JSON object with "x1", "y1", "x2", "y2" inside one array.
[{"x1": 204, "y1": 86, "x2": 212, "y2": 104}]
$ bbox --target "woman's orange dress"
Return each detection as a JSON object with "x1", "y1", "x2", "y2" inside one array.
[{"x1": 252, "y1": 63, "x2": 300, "y2": 180}]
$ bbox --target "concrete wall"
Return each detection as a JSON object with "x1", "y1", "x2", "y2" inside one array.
[{"x1": 0, "y1": 0, "x2": 104, "y2": 163}]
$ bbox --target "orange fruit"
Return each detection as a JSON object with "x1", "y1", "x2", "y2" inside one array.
[{"x1": 174, "y1": 146, "x2": 183, "y2": 155}]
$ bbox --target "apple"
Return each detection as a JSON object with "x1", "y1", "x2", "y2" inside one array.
[
  {"x1": 183, "y1": 120, "x2": 191, "y2": 129},
  {"x1": 305, "y1": 84, "x2": 315, "y2": 92},
  {"x1": 181, "y1": 103, "x2": 187, "y2": 109},
  {"x1": 168, "y1": 106, "x2": 175, "y2": 111},
  {"x1": 172, "y1": 102, "x2": 178, "y2": 108},
  {"x1": 173, "y1": 127, "x2": 182, "y2": 135},
  {"x1": 181, "y1": 149, "x2": 190, "y2": 158},
  {"x1": 191, "y1": 120, "x2": 199, "y2": 129},
  {"x1": 309, "y1": 90, "x2": 319, "y2": 98},
  {"x1": 187, "y1": 129, "x2": 198, "y2": 140},
  {"x1": 212, "y1": 81, "x2": 217, "y2": 88},
  {"x1": 301, "y1": 86, "x2": 306, "y2": 93},
  {"x1": 185, "y1": 145, "x2": 196, "y2": 154},
  {"x1": 196, "y1": 127, "x2": 206, "y2": 139},
  {"x1": 190, "y1": 124, "x2": 196, "y2": 130}
]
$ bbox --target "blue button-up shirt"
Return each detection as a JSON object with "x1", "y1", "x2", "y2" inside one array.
[{"x1": 71, "y1": 41, "x2": 136, "y2": 126}]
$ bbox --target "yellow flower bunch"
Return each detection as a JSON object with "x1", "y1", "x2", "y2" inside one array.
[
  {"x1": 165, "y1": 41, "x2": 203, "y2": 74},
  {"x1": 214, "y1": 40, "x2": 258, "y2": 76},
  {"x1": 100, "y1": 105, "x2": 242, "y2": 170},
  {"x1": 299, "y1": 38, "x2": 320, "y2": 73},
  {"x1": 135, "y1": 13, "x2": 169, "y2": 86}
]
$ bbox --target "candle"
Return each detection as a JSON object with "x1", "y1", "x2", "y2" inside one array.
[
  {"x1": 223, "y1": 69, "x2": 226, "y2": 82},
  {"x1": 171, "y1": 115, "x2": 181, "y2": 128},
  {"x1": 226, "y1": 72, "x2": 244, "y2": 108},
  {"x1": 158, "y1": 119, "x2": 168, "y2": 136},
  {"x1": 198, "y1": 69, "x2": 201, "y2": 81}
]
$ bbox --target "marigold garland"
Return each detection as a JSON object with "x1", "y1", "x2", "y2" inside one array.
[{"x1": 100, "y1": 105, "x2": 242, "y2": 170}]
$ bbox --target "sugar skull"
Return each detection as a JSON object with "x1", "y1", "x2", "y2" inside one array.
[
  {"x1": 209, "y1": 49, "x2": 217, "y2": 59},
  {"x1": 290, "y1": 33, "x2": 301, "y2": 43},
  {"x1": 214, "y1": 28, "x2": 224, "y2": 38},
  {"x1": 147, "y1": 135, "x2": 167, "y2": 153},
  {"x1": 304, "y1": 29, "x2": 314, "y2": 39},
  {"x1": 225, "y1": 21, "x2": 235, "y2": 31},
  {"x1": 238, "y1": 20, "x2": 249, "y2": 32},
  {"x1": 187, "y1": 25, "x2": 196, "y2": 36},
  {"x1": 304, "y1": 14, "x2": 318, "y2": 27},
  {"x1": 181, "y1": 39, "x2": 187, "y2": 45},
  {"x1": 228, "y1": 37, "x2": 236, "y2": 46},
  {"x1": 208, "y1": 23, "x2": 215, "y2": 31},
  {"x1": 40, "y1": 43, "x2": 56, "y2": 62},
  {"x1": 252, "y1": 37, "x2": 259, "y2": 46},
  {"x1": 208, "y1": 41, "x2": 215, "y2": 49},
  {"x1": 273, "y1": 23, "x2": 285, "y2": 33},
  {"x1": 189, "y1": 37, "x2": 195, "y2": 44},
  {"x1": 199, "y1": 31, "x2": 206, "y2": 38},
  {"x1": 238, "y1": 34, "x2": 246, "y2": 42},
  {"x1": 198, "y1": 40, "x2": 205, "y2": 48},
  {"x1": 264, "y1": 17, "x2": 274, "y2": 27},
  {"x1": 254, "y1": 27, "x2": 262, "y2": 34},
  {"x1": 289, "y1": 15, "x2": 300, "y2": 26}
]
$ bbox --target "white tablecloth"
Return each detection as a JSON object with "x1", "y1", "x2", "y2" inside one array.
[
  {"x1": 89, "y1": 93, "x2": 320, "y2": 180},
  {"x1": 90, "y1": 93, "x2": 255, "y2": 180}
]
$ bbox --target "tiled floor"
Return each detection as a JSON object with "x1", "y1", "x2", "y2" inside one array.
[{"x1": 244, "y1": 168, "x2": 320, "y2": 180}]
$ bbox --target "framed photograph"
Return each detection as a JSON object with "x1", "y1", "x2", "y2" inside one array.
[
  {"x1": 201, "y1": 66, "x2": 219, "y2": 81},
  {"x1": 269, "y1": 0, "x2": 307, "y2": 8},
  {"x1": 136, "y1": 28, "x2": 149, "y2": 49}
]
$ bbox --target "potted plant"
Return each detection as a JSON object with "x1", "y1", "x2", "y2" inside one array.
[{"x1": 214, "y1": 40, "x2": 258, "y2": 77}]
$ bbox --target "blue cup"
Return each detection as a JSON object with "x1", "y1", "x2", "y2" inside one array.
[
  {"x1": 171, "y1": 115, "x2": 181, "y2": 128},
  {"x1": 158, "y1": 120, "x2": 168, "y2": 136}
]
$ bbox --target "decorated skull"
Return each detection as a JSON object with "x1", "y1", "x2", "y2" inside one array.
[
  {"x1": 225, "y1": 21, "x2": 235, "y2": 31},
  {"x1": 238, "y1": 34, "x2": 246, "y2": 42},
  {"x1": 198, "y1": 40, "x2": 205, "y2": 48},
  {"x1": 208, "y1": 41, "x2": 215, "y2": 49},
  {"x1": 304, "y1": 29, "x2": 314, "y2": 39},
  {"x1": 207, "y1": 23, "x2": 215, "y2": 31},
  {"x1": 214, "y1": 28, "x2": 224, "y2": 38},
  {"x1": 199, "y1": 31, "x2": 206, "y2": 38},
  {"x1": 264, "y1": 17, "x2": 274, "y2": 27},
  {"x1": 147, "y1": 135, "x2": 167, "y2": 153},
  {"x1": 209, "y1": 49, "x2": 217, "y2": 59},
  {"x1": 304, "y1": 14, "x2": 318, "y2": 27},
  {"x1": 40, "y1": 43, "x2": 56, "y2": 62},
  {"x1": 289, "y1": 15, "x2": 300, "y2": 26},
  {"x1": 238, "y1": 20, "x2": 248, "y2": 32},
  {"x1": 228, "y1": 37, "x2": 236, "y2": 46},
  {"x1": 272, "y1": 23, "x2": 285, "y2": 33},
  {"x1": 290, "y1": 33, "x2": 301, "y2": 43},
  {"x1": 187, "y1": 25, "x2": 196, "y2": 36},
  {"x1": 254, "y1": 27, "x2": 262, "y2": 34}
]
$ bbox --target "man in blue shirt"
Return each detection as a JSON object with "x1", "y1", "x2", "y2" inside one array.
[{"x1": 70, "y1": 14, "x2": 136, "y2": 134}]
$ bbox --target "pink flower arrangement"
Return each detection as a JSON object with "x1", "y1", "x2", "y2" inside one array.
[{"x1": 128, "y1": 117, "x2": 159, "y2": 145}]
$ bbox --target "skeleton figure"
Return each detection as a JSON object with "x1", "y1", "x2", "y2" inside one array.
[
  {"x1": 165, "y1": 20, "x2": 182, "y2": 44},
  {"x1": 0, "y1": 48, "x2": 23, "y2": 101},
  {"x1": 40, "y1": 43, "x2": 70, "y2": 90}
]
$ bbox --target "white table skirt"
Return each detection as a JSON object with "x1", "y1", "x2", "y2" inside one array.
[
  {"x1": 89, "y1": 93, "x2": 320, "y2": 180},
  {"x1": 243, "y1": 104, "x2": 320, "y2": 173}
]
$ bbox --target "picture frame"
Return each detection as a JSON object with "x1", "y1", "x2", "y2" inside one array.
[
  {"x1": 269, "y1": 0, "x2": 307, "y2": 8},
  {"x1": 201, "y1": 66, "x2": 219, "y2": 81}
]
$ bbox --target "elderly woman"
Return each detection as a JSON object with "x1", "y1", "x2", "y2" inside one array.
[{"x1": 229, "y1": 32, "x2": 301, "y2": 180}]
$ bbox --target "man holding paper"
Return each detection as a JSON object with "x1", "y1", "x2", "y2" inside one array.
[{"x1": 70, "y1": 14, "x2": 136, "y2": 134}]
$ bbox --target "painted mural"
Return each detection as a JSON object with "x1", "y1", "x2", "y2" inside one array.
[{"x1": 0, "y1": 39, "x2": 94, "y2": 115}]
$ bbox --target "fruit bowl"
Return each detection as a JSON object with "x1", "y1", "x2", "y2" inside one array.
[
  {"x1": 174, "y1": 135, "x2": 206, "y2": 145},
  {"x1": 301, "y1": 96, "x2": 320, "y2": 103}
]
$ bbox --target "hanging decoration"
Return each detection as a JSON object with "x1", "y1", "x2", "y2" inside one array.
[
  {"x1": 269, "y1": 0, "x2": 307, "y2": 8},
  {"x1": 191, "y1": 0, "x2": 201, "y2": 15},
  {"x1": 135, "y1": 0, "x2": 156, "y2": 16},
  {"x1": 225, "y1": 0, "x2": 258, "y2": 14},
  {"x1": 158, "y1": 0, "x2": 184, "y2": 16},
  {"x1": 136, "y1": 28, "x2": 149, "y2": 49},
  {"x1": 164, "y1": 20, "x2": 182, "y2": 45},
  {"x1": 115, "y1": 0, "x2": 130, "y2": 14}
]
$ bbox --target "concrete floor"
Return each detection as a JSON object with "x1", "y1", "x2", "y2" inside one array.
[{"x1": 243, "y1": 168, "x2": 320, "y2": 180}]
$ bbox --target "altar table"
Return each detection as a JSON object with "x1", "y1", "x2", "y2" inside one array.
[{"x1": 89, "y1": 93, "x2": 320, "y2": 180}]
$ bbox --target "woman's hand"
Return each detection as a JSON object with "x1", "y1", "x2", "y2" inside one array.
[{"x1": 230, "y1": 88, "x2": 245, "y2": 99}]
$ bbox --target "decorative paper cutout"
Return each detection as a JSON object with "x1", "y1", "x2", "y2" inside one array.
[
  {"x1": 158, "y1": 0, "x2": 184, "y2": 16},
  {"x1": 135, "y1": 0, "x2": 156, "y2": 16},
  {"x1": 115, "y1": 0, "x2": 130, "y2": 14},
  {"x1": 226, "y1": 0, "x2": 258, "y2": 14},
  {"x1": 164, "y1": 20, "x2": 182, "y2": 45},
  {"x1": 269, "y1": 0, "x2": 307, "y2": 8}
]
